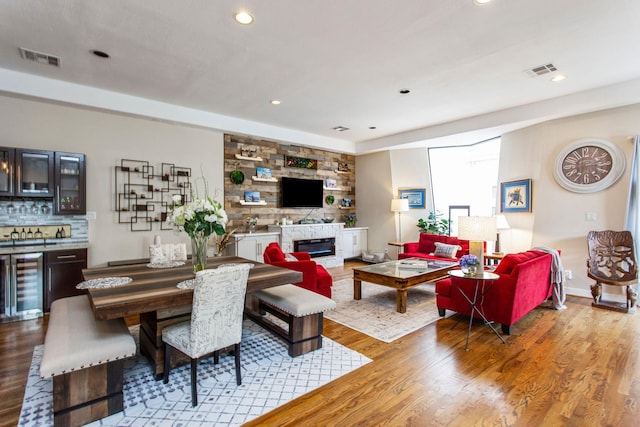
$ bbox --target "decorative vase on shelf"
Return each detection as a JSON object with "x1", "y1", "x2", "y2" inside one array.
[{"x1": 191, "y1": 232, "x2": 209, "y2": 273}]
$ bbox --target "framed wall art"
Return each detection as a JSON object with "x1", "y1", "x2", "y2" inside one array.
[
  {"x1": 500, "y1": 179, "x2": 532, "y2": 212},
  {"x1": 398, "y1": 188, "x2": 426, "y2": 209}
]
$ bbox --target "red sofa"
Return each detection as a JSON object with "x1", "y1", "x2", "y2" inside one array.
[
  {"x1": 400, "y1": 233, "x2": 473, "y2": 262},
  {"x1": 263, "y1": 242, "x2": 333, "y2": 298},
  {"x1": 435, "y1": 249, "x2": 553, "y2": 335}
]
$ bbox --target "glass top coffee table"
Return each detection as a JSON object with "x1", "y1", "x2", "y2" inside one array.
[{"x1": 352, "y1": 258, "x2": 458, "y2": 313}]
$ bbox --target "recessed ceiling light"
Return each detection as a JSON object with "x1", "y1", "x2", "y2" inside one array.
[
  {"x1": 551, "y1": 74, "x2": 567, "y2": 82},
  {"x1": 473, "y1": 0, "x2": 493, "y2": 5},
  {"x1": 270, "y1": 100, "x2": 281, "y2": 105},
  {"x1": 399, "y1": 89, "x2": 411, "y2": 94},
  {"x1": 234, "y1": 11, "x2": 254, "y2": 25},
  {"x1": 90, "y1": 49, "x2": 110, "y2": 58},
  {"x1": 332, "y1": 126, "x2": 350, "y2": 132}
]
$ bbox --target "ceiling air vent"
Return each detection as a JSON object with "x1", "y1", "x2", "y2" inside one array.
[
  {"x1": 19, "y1": 47, "x2": 60, "y2": 67},
  {"x1": 524, "y1": 63, "x2": 557, "y2": 78}
]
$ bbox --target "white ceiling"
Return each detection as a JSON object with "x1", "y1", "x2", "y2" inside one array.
[{"x1": 1, "y1": 0, "x2": 640, "y2": 154}]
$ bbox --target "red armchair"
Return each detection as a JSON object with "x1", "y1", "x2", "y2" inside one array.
[
  {"x1": 435, "y1": 250, "x2": 554, "y2": 335},
  {"x1": 263, "y1": 242, "x2": 333, "y2": 298}
]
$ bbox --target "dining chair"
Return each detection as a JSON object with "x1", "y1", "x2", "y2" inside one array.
[{"x1": 162, "y1": 262, "x2": 253, "y2": 406}]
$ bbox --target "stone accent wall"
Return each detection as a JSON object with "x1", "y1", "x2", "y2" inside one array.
[{"x1": 224, "y1": 134, "x2": 355, "y2": 232}]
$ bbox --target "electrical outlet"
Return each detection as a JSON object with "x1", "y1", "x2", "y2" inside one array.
[{"x1": 565, "y1": 270, "x2": 573, "y2": 280}]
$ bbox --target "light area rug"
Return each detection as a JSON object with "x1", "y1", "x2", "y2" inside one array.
[
  {"x1": 325, "y1": 278, "x2": 451, "y2": 343},
  {"x1": 18, "y1": 320, "x2": 371, "y2": 427}
]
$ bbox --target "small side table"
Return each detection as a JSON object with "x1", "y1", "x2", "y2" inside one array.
[
  {"x1": 484, "y1": 253, "x2": 504, "y2": 265},
  {"x1": 388, "y1": 241, "x2": 404, "y2": 253},
  {"x1": 448, "y1": 270, "x2": 505, "y2": 351},
  {"x1": 388, "y1": 241, "x2": 404, "y2": 259}
]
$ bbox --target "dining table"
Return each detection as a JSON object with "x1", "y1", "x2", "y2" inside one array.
[{"x1": 82, "y1": 255, "x2": 303, "y2": 379}]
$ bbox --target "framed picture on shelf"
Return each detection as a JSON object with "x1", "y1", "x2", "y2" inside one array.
[
  {"x1": 239, "y1": 144, "x2": 259, "y2": 158},
  {"x1": 256, "y1": 167, "x2": 272, "y2": 179},
  {"x1": 398, "y1": 188, "x2": 426, "y2": 209},
  {"x1": 325, "y1": 178, "x2": 337, "y2": 188},
  {"x1": 244, "y1": 191, "x2": 261, "y2": 202},
  {"x1": 500, "y1": 179, "x2": 532, "y2": 212}
]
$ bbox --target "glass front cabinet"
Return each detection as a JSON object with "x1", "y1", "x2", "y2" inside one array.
[
  {"x1": 54, "y1": 152, "x2": 86, "y2": 215},
  {"x1": 16, "y1": 149, "x2": 54, "y2": 198},
  {"x1": 0, "y1": 147, "x2": 15, "y2": 196}
]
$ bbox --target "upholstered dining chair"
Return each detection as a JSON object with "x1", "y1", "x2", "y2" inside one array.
[{"x1": 162, "y1": 263, "x2": 253, "y2": 406}]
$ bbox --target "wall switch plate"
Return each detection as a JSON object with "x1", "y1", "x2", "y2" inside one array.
[
  {"x1": 86, "y1": 211, "x2": 97, "y2": 220},
  {"x1": 585, "y1": 212, "x2": 597, "y2": 221},
  {"x1": 565, "y1": 270, "x2": 573, "y2": 280}
]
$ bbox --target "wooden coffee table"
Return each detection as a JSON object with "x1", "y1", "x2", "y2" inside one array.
[{"x1": 353, "y1": 258, "x2": 458, "y2": 313}]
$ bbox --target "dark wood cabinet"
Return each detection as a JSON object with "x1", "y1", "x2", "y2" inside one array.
[
  {"x1": 54, "y1": 152, "x2": 86, "y2": 215},
  {"x1": 0, "y1": 146, "x2": 16, "y2": 196},
  {"x1": 45, "y1": 248, "x2": 88, "y2": 311},
  {"x1": 16, "y1": 148, "x2": 54, "y2": 198}
]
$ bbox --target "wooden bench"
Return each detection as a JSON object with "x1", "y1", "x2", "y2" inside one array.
[
  {"x1": 246, "y1": 284, "x2": 336, "y2": 356},
  {"x1": 40, "y1": 295, "x2": 137, "y2": 427}
]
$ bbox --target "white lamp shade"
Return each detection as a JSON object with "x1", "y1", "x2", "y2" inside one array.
[
  {"x1": 496, "y1": 214, "x2": 510, "y2": 230},
  {"x1": 457, "y1": 216, "x2": 497, "y2": 242},
  {"x1": 390, "y1": 198, "x2": 409, "y2": 212}
]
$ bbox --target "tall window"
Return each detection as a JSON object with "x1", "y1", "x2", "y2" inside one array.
[{"x1": 428, "y1": 138, "x2": 501, "y2": 235}]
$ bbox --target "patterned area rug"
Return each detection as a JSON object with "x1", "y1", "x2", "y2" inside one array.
[
  {"x1": 325, "y1": 278, "x2": 451, "y2": 342},
  {"x1": 18, "y1": 321, "x2": 371, "y2": 427}
]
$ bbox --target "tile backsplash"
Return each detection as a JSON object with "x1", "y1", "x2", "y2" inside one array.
[{"x1": 0, "y1": 200, "x2": 88, "y2": 246}]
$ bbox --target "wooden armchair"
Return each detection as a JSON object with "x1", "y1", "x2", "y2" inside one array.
[{"x1": 587, "y1": 230, "x2": 638, "y2": 313}]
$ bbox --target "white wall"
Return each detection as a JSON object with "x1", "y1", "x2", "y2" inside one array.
[
  {"x1": 355, "y1": 151, "x2": 394, "y2": 253},
  {"x1": 355, "y1": 148, "x2": 433, "y2": 257},
  {"x1": 0, "y1": 95, "x2": 224, "y2": 266},
  {"x1": 498, "y1": 104, "x2": 639, "y2": 299}
]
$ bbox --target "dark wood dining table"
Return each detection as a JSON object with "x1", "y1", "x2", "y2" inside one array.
[{"x1": 82, "y1": 256, "x2": 302, "y2": 378}]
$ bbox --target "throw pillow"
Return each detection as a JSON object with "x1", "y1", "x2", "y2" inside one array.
[
  {"x1": 284, "y1": 253, "x2": 298, "y2": 261},
  {"x1": 149, "y1": 244, "x2": 165, "y2": 264},
  {"x1": 432, "y1": 242, "x2": 462, "y2": 259}
]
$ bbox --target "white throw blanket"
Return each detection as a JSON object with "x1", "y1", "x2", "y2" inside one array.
[{"x1": 533, "y1": 246, "x2": 567, "y2": 310}]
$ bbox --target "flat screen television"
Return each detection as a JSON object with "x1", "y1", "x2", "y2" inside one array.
[{"x1": 281, "y1": 177, "x2": 324, "y2": 208}]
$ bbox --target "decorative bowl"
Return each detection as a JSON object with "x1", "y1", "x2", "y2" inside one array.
[{"x1": 322, "y1": 218, "x2": 334, "y2": 223}]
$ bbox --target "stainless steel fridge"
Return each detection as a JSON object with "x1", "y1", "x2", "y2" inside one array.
[{"x1": 1, "y1": 252, "x2": 44, "y2": 323}]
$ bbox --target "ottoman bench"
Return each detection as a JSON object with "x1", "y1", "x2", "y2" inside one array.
[
  {"x1": 246, "y1": 284, "x2": 336, "y2": 356},
  {"x1": 40, "y1": 295, "x2": 137, "y2": 427}
]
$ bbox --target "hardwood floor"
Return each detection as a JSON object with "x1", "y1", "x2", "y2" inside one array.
[{"x1": 2, "y1": 260, "x2": 640, "y2": 426}]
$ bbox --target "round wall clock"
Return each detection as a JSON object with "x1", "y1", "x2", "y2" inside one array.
[{"x1": 553, "y1": 138, "x2": 626, "y2": 193}]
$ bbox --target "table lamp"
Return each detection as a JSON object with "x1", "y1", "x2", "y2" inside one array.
[
  {"x1": 494, "y1": 214, "x2": 510, "y2": 254},
  {"x1": 457, "y1": 216, "x2": 497, "y2": 267},
  {"x1": 390, "y1": 198, "x2": 409, "y2": 242}
]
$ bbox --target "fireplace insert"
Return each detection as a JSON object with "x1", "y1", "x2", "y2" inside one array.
[{"x1": 294, "y1": 238, "x2": 335, "y2": 258}]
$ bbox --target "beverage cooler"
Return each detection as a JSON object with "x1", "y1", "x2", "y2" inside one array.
[{"x1": 1, "y1": 253, "x2": 44, "y2": 323}]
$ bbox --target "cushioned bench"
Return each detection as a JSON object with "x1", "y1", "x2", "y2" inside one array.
[
  {"x1": 40, "y1": 295, "x2": 136, "y2": 427},
  {"x1": 246, "y1": 284, "x2": 336, "y2": 356}
]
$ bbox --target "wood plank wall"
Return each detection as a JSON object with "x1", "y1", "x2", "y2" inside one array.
[{"x1": 223, "y1": 134, "x2": 356, "y2": 232}]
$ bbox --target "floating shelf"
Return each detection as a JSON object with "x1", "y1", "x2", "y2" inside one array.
[
  {"x1": 252, "y1": 176, "x2": 278, "y2": 182},
  {"x1": 235, "y1": 154, "x2": 263, "y2": 162},
  {"x1": 323, "y1": 186, "x2": 342, "y2": 191},
  {"x1": 334, "y1": 169, "x2": 350, "y2": 174},
  {"x1": 239, "y1": 200, "x2": 267, "y2": 206},
  {"x1": 338, "y1": 206, "x2": 354, "y2": 210}
]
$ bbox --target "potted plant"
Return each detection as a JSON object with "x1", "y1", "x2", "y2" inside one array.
[
  {"x1": 417, "y1": 211, "x2": 450, "y2": 235},
  {"x1": 343, "y1": 213, "x2": 357, "y2": 228}
]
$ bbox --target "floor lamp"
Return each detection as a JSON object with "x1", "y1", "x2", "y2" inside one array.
[
  {"x1": 457, "y1": 216, "x2": 497, "y2": 267},
  {"x1": 391, "y1": 198, "x2": 409, "y2": 242}
]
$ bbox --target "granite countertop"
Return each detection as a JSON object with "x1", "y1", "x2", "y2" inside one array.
[{"x1": 0, "y1": 242, "x2": 89, "y2": 255}]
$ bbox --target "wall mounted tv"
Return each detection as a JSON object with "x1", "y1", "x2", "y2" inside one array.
[{"x1": 281, "y1": 177, "x2": 324, "y2": 208}]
